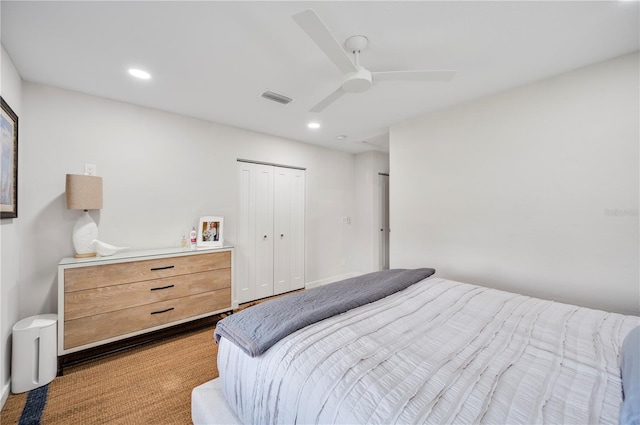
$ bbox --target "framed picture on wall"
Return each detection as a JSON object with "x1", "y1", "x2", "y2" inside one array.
[
  {"x1": 1, "y1": 96, "x2": 18, "y2": 219},
  {"x1": 197, "y1": 216, "x2": 224, "y2": 248}
]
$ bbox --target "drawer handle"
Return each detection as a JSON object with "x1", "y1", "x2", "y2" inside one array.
[
  {"x1": 150, "y1": 307, "x2": 175, "y2": 315},
  {"x1": 150, "y1": 284, "x2": 175, "y2": 291},
  {"x1": 150, "y1": 265, "x2": 175, "y2": 271}
]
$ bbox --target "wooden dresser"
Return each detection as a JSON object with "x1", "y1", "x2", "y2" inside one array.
[{"x1": 58, "y1": 247, "x2": 234, "y2": 360}]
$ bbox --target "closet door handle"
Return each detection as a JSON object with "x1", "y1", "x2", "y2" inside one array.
[
  {"x1": 280, "y1": 234, "x2": 284, "y2": 239},
  {"x1": 150, "y1": 307, "x2": 174, "y2": 315},
  {"x1": 150, "y1": 265, "x2": 175, "y2": 271},
  {"x1": 150, "y1": 284, "x2": 175, "y2": 291}
]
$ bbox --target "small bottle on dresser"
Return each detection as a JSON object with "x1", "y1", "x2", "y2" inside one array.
[{"x1": 190, "y1": 227, "x2": 197, "y2": 249}]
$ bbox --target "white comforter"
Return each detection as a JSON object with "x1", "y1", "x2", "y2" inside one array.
[{"x1": 217, "y1": 278, "x2": 639, "y2": 424}]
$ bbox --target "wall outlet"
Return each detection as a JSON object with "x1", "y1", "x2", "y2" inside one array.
[
  {"x1": 341, "y1": 258, "x2": 345, "y2": 266},
  {"x1": 341, "y1": 216, "x2": 347, "y2": 224}
]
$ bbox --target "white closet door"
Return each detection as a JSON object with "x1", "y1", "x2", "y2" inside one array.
[
  {"x1": 254, "y1": 164, "x2": 275, "y2": 300},
  {"x1": 236, "y1": 162, "x2": 274, "y2": 304},
  {"x1": 274, "y1": 167, "x2": 305, "y2": 295},
  {"x1": 288, "y1": 168, "x2": 305, "y2": 291},
  {"x1": 273, "y1": 167, "x2": 291, "y2": 295},
  {"x1": 236, "y1": 162, "x2": 256, "y2": 304}
]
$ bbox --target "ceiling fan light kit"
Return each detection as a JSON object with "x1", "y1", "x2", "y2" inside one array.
[{"x1": 293, "y1": 9, "x2": 457, "y2": 112}]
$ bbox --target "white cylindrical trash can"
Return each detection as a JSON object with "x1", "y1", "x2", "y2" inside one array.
[{"x1": 11, "y1": 314, "x2": 58, "y2": 394}]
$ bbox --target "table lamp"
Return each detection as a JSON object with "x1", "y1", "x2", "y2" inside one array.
[{"x1": 65, "y1": 174, "x2": 103, "y2": 258}]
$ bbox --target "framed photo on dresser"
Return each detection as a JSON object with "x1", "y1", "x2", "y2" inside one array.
[{"x1": 198, "y1": 216, "x2": 223, "y2": 248}]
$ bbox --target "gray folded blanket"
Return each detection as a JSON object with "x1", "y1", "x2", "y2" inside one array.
[{"x1": 214, "y1": 268, "x2": 435, "y2": 357}]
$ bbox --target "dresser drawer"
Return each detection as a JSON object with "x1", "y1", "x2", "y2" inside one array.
[
  {"x1": 64, "y1": 268, "x2": 231, "y2": 321},
  {"x1": 64, "y1": 288, "x2": 231, "y2": 349},
  {"x1": 64, "y1": 251, "x2": 231, "y2": 292}
]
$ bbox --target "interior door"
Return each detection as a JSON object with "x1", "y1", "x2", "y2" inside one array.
[
  {"x1": 236, "y1": 162, "x2": 274, "y2": 303},
  {"x1": 236, "y1": 162, "x2": 256, "y2": 303},
  {"x1": 379, "y1": 174, "x2": 390, "y2": 270},
  {"x1": 287, "y1": 168, "x2": 305, "y2": 291},
  {"x1": 273, "y1": 167, "x2": 292, "y2": 295},
  {"x1": 254, "y1": 164, "x2": 275, "y2": 300},
  {"x1": 274, "y1": 167, "x2": 305, "y2": 295}
]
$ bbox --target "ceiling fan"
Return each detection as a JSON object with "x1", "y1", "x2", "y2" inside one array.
[{"x1": 293, "y1": 9, "x2": 457, "y2": 113}]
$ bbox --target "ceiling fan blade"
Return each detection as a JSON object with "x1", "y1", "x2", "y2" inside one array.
[
  {"x1": 372, "y1": 70, "x2": 457, "y2": 82},
  {"x1": 293, "y1": 9, "x2": 358, "y2": 75},
  {"x1": 310, "y1": 88, "x2": 345, "y2": 112}
]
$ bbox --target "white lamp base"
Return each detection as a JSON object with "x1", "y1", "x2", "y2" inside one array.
[{"x1": 72, "y1": 211, "x2": 98, "y2": 258}]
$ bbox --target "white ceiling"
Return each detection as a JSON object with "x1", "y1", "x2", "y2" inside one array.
[{"x1": 2, "y1": 1, "x2": 638, "y2": 154}]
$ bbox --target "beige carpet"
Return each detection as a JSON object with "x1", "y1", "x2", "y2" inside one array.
[{"x1": 1, "y1": 325, "x2": 219, "y2": 425}]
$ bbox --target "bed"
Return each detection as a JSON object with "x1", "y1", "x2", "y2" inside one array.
[{"x1": 192, "y1": 272, "x2": 640, "y2": 424}]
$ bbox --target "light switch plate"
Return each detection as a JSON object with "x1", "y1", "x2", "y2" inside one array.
[{"x1": 84, "y1": 164, "x2": 97, "y2": 176}]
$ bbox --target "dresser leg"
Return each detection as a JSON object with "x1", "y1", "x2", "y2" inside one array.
[{"x1": 57, "y1": 357, "x2": 64, "y2": 376}]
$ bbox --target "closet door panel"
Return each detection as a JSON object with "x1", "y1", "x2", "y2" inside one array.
[
  {"x1": 236, "y1": 163, "x2": 256, "y2": 304},
  {"x1": 273, "y1": 168, "x2": 292, "y2": 295},
  {"x1": 274, "y1": 167, "x2": 305, "y2": 295},
  {"x1": 289, "y1": 169, "x2": 305, "y2": 290},
  {"x1": 254, "y1": 164, "x2": 275, "y2": 300}
]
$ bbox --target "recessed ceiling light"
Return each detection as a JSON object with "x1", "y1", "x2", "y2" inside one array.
[
  {"x1": 335, "y1": 135, "x2": 347, "y2": 140},
  {"x1": 128, "y1": 68, "x2": 151, "y2": 80},
  {"x1": 307, "y1": 122, "x2": 320, "y2": 129}
]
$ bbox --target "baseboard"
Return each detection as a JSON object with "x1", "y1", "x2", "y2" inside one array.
[
  {"x1": 1, "y1": 381, "x2": 9, "y2": 410},
  {"x1": 305, "y1": 272, "x2": 362, "y2": 289}
]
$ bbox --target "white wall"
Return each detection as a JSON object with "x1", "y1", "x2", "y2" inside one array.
[
  {"x1": 0, "y1": 45, "x2": 23, "y2": 408},
  {"x1": 390, "y1": 52, "x2": 639, "y2": 315},
  {"x1": 354, "y1": 151, "x2": 389, "y2": 273}
]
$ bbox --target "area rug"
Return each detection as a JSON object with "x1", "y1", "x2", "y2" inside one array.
[{"x1": 1, "y1": 326, "x2": 219, "y2": 425}]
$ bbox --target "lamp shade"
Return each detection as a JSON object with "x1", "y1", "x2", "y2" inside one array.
[{"x1": 65, "y1": 174, "x2": 103, "y2": 210}]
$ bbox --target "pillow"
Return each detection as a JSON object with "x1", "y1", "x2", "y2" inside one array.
[{"x1": 621, "y1": 325, "x2": 640, "y2": 425}]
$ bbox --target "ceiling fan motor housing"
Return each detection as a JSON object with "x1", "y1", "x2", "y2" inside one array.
[{"x1": 342, "y1": 68, "x2": 372, "y2": 93}]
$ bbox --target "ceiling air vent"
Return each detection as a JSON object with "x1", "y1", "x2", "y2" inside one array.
[{"x1": 261, "y1": 91, "x2": 294, "y2": 105}]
